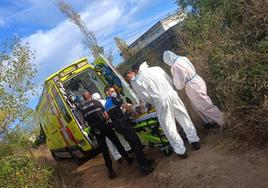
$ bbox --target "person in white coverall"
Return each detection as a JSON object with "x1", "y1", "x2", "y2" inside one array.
[
  {"x1": 163, "y1": 51, "x2": 225, "y2": 127},
  {"x1": 92, "y1": 93, "x2": 131, "y2": 163},
  {"x1": 131, "y1": 62, "x2": 200, "y2": 158}
]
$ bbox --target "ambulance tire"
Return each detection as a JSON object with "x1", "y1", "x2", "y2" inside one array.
[
  {"x1": 70, "y1": 149, "x2": 86, "y2": 166},
  {"x1": 51, "y1": 152, "x2": 64, "y2": 162},
  {"x1": 71, "y1": 156, "x2": 84, "y2": 165}
]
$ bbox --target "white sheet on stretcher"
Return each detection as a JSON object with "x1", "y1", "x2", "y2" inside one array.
[{"x1": 133, "y1": 112, "x2": 158, "y2": 123}]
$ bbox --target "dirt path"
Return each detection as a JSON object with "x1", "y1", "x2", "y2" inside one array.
[{"x1": 37, "y1": 131, "x2": 268, "y2": 188}]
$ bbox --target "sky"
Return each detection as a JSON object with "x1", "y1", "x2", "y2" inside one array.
[{"x1": 0, "y1": 0, "x2": 177, "y2": 108}]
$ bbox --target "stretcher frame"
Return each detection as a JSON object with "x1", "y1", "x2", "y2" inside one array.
[{"x1": 133, "y1": 111, "x2": 173, "y2": 156}]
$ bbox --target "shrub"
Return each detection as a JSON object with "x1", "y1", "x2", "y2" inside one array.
[
  {"x1": 0, "y1": 155, "x2": 53, "y2": 188},
  {"x1": 0, "y1": 143, "x2": 14, "y2": 158},
  {"x1": 176, "y1": 0, "x2": 268, "y2": 143},
  {"x1": 0, "y1": 130, "x2": 53, "y2": 188},
  {"x1": 0, "y1": 129, "x2": 32, "y2": 157}
]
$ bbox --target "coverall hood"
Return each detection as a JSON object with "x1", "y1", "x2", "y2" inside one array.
[
  {"x1": 138, "y1": 62, "x2": 149, "y2": 72},
  {"x1": 92, "y1": 93, "x2": 101, "y2": 101},
  {"x1": 163, "y1": 50, "x2": 179, "y2": 67}
]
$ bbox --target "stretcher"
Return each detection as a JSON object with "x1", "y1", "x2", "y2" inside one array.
[{"x1": 133, "y1": 111, "x2": 174, "y2": 156}]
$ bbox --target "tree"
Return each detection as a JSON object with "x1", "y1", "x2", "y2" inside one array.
[
  {"x1": 114, "y1": 37, "x2": 136, "y2": 61},
  {"x1": 0, "y1": 37, "x2": 37, "y2": 134},
  {"x1": 56, "y1": 0, "x2": 113, "y2": 62},
  {"x1": 176, "y1": 0, "x2": 198, "y2": 12},
  {"x1": 176, "y1": 0, "x2": 188, "y2": 10}
]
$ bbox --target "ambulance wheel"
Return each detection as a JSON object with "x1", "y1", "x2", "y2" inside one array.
[
  {"x1": 70, "y1": 150, "x2": 86, "y2": 165},
  {"x1": 162, "y1": 146, "x2": 173, "y2": 156},
  {"x1": 51, "y1": 152, "x2": 64, "y2": 162},
  {"x1": 72, "y1": 156, "x2": 84, "y2": 165}
]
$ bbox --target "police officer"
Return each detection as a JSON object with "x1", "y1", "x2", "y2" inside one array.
[
  {"x1": 104, "y1": 86, "x2": 154, "y2": 174},
  {"x1": 81, "y1": 91, "x2": 133, "y2": 179}
]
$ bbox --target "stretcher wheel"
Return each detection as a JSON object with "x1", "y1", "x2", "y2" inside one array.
[
  {"x1": 148, "y1": 142, "x2": 155, "y2": 148},
  {"x1": 162, "y1": 145, "x2": 173, "y2": 156}
]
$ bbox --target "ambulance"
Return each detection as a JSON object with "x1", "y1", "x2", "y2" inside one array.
[{"x1": 36, "y1": 55, "x2": 138, "y2": 162}]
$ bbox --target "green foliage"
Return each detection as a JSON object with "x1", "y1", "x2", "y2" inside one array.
[
  {"x1": 0, "y1": 156, "x2": 52, "y2": 188},
  {"x1": 0, "y1": 128, "x2": 52, "y2": 187},
  {"x1": 0, "y1": 143, "x2": 14, "y2": 158},
  {"x1": 5, "y1": 129, "x2": 31, "y2": 146},
  {"x1": 0, "y1": 128, "x2": 32, "y2": 158},
  {"x1": 114, "y1": 37, "x2": 136, "y2": 61},
  {"x1": 0, "y1": 37, "x2": 37, "y2": 134},
  {"x1": 176, "y1": 0, "x2": 197, "y2": 10},
  {"x1": 176, "y1": 0, "x2": 268, "y2": 142},
  {"x1": 0, "y1": 123, "x2": 54, "y2": 187},
  {"x1": 257, "y1": 37, "x2": 268, "y2": 53}
]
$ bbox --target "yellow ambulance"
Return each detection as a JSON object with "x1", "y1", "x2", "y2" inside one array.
[{"x1": 36, "y1": 55, "x2": 138, "y2": 162}]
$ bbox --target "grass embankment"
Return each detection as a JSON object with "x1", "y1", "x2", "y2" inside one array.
[
  {"x1": 0, "y1": 131, "x2": 79, "y2": 188},
  {"x1": 177, "y1": 0, "x2": 268, "y2": 143}
]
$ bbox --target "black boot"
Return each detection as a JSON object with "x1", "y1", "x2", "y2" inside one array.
[
  {"x1": 117, "y1": 157, "x2": 123, "y2": 164},
  {"x1": 125, "y1": 156, "x2": 134, "y2": 165},
  {"x1": 108, "y1": 168, "x2": 116, "y2": 179},
  {"x1": 145, "y1": 158, "x2": 155, "y2": 166},
  {"x1": 191, "y1": 142, "x2": 200, "y2": 150},
  {"x1": 203, "y1": 122, "x2": 220, "y2": 129},
  {"x1": 178, "y1": 152, "x2": 188, "y2": 159},
  {"x1": 127, "y1": 149, "x2": 133, "y2": 154},
  {"x1": 139, "y1": 164, "x2": 154, "y2": 175}
]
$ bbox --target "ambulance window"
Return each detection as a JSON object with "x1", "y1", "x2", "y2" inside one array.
[
  {"x1": 52, "y1": 87, "x2": 72, "y2": 123},
  {"x1": 63, "y1": 69, "x2": 106, "y2": 98},
  {"x1": 86, "y1": 69, "x2": 106, "y2": 95}
]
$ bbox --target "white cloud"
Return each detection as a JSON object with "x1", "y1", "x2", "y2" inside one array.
[
  {"x1": 24, "y1": 0, "x2": 125, "y2": 81},
  {"x1": 22, "y1": 0, "x2": 175, "y2": 100}
]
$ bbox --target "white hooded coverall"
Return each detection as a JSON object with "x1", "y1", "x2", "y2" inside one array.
[
  {"x1": 163, "y1": 51, "x2": 225, "y2": 126},
  {"x1": 92, "y1": 93, "x2": 131, "y2": 160},
  {"x1": 133, "y1": 62, "x2": 199, "y2": 154}
]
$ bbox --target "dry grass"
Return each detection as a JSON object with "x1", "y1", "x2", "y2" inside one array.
[{"x1": 32, "y1": 145, "x2": 81, "y2": 188}]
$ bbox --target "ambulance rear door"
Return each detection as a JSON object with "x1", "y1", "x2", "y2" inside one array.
[{"x1": 94, "y1": 55, "x2": 139, "y2": 105}]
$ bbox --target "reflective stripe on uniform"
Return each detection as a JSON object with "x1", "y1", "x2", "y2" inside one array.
[
  {"x1": 106, "y1": 105, "x2": 117, "y2": 112},
  {"x1": 84, "y1": 108, "x2": 102, "y2": 117},
  {"x1": 81, "y1": 103, "x2": 94, "y2": 110}
]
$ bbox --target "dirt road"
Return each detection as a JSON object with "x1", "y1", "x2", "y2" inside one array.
[{"x1": 37, "y1": 130, "x2": 268, "y2": 188}]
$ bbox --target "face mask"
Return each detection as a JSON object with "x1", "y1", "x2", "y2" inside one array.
[
  {"x1": 111, "y1": 92, "x2": 117, "y2": 98},
  {"x1": 131, "y1": 75, "x2": 137, "y2": 81}
]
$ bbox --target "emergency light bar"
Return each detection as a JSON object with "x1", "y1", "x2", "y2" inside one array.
[
  {"x1": 52, "y1": 60, "x2": 88, "y2": 82},
  {"x1": 77, "y1": 61, "x2": 87, "y2": 68},
  {"x1": 59, "y1": 66, "x2": 76, "y2": 78}
]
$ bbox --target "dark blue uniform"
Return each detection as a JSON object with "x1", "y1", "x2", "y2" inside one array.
[
  {"x1": 105, "y1": 96, "x2": 149, "y2": 169},
  {"x1": 81, "y1": 99, "x2": 130, "y2": 171}
]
